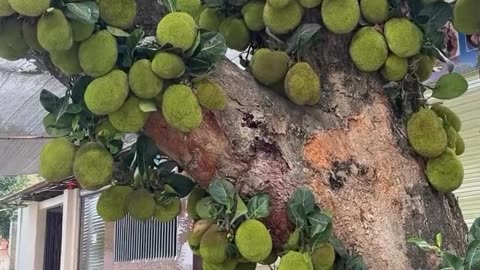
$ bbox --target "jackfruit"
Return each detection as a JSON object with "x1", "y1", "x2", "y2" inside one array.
[
  {"x1": 38, "y1": 9, "x2": 73, "y2": 52},
  {"x1": 0, "y1": 17, "x2": 29, "y2": 61},
  {"x1": 129, "y1": 59, "x2": 164, "y2": 99},
  {"x1": 236, "y1": 263, "x2": 257, "y2": 270},
  {"x1": 267, "y1": 0, "x2": 290, "y2": 8},
  {"x1": 8, "y1": 0, "x2": 50, "y2": 16},
  {"x1": 96, "y1": 185, "x2": 133, "y2": 221},
  {"x1": 407, "y1": 108, "x2": 447, "y2": 158},
  {"x1": 235, "y1": 219, "x2": 272, "y2": 262},
  {"x1": 194, "y1": 79, "x2": 226, "y2": 111},
  {"x1": 220, "y1": 17, "x2": 250, "y2": 51},
  {"x1": 73, "y1": 142, "x2": 113, "y2": 190},
  {"x1": 161, "y1": 84, "x2": 203, "y2": 132},
  {"x1": 426, "y1": 149, "x2": 464, "y2": 193},
  {"x1": 433, "y1": 73, "x2": 468, "y2": 100},
  {"x1": 50, "y1": 43, "x2": 82, "y2": 75},
  {"x1": 455, "y1": 134, "x2": 465, "y2": 156},
  {"x1": 109, "y1": 96, "x2": 148, "y2": 133},
  {"x1": 84, "y1": 70, "x2": 129, "y2": 115},
  {"x1": 126, "y1": 189, "x2": 156, "y2": 220},
  {"x1": 71, "y1": 20, "x2": 95, "y2": 42},
  {"x1": 241, "y1": 0, "x2": 265, "y2": 31},
  {"x1": 151, "y1": 52, "x2": 185, "y2": 79},
  {"x1": 384, "y1": 18, "x2": 423, "y2": 57},
  {"x1": 22, "y1": 20, "x2": 43, "y2": 51},
  {"x1": 431, "y1": 104, "x2": 462, "y2": 132},
  {"x1": 199, "y1": 8, "x2": 223, "y2": 32},
  {"x1": 39, "y1": 138, "x2": 76, "y2": 182},
  {"x1": 203, "y1": 260, "x2": 238, "y2": 270},
  {"x1": 200, "y1": 224, "x2": 229, "y2": 264},
  {"x1": 311, "y1": 243, "x2": 335, "y2": 270},
  {"x1": 188, "y1": 219, "x2": 215, "y2": 250},
  {"x1": 187, "y1": 186, "x2": 207, "y2": 220},
  {"x1": 284, "y1": 62, "x2": 321, "y2": 105},
  {"x1": 380, "y1": 54, "x2": 408, "y2": 81},
  {"x1": 321, "y1": 0, "x2": 360, "y2": 34},
  {"x1": 349, "y1": 26, "x2": 388, "y2": 72},
  {"x1": 98, "y1": 0, "x2": 136, "y2": 29},
  {"x1": 154, "y1": 197, "x2": 182, "y2": 222},
  {"x1": 260, "y1": 251, "x2": 278, "y2": 265},
  {"x1": 263, "y1": 0, "x2": 303, "y2": 34},
  {"x1": 445, "y1": 124, "x2": 458, "y2": 149},
  {"x1": 95, "y1": 119, "x2": 119, "y2": 138},
  {"x1": 452, "y1": 0, "x2": 480, "y2": 34},
  {"x1": 278, "y1": 251, "x2": 313, "y2": 270},
  {"x1": 414, "y1": 55, "x2": 435, "y2": 81},
  {"x1": 251, "y1": 48, "x2": 290, "y2": 85},
  {"x1": 0, "y1": 0, "x2": 14, "y2": 16},
  {"x1": 285, "y1": 229, "x2": 300, "y2": 250},
  {"x1": 196, "y1": 196, "x2": 213, "y2": 219},
  {"x1": 79, "y1": 30, "x2": 118, "y2": 77},
  {"x1": 177, "y1": 0, "x2": 204, "y2": 23},
  {"x1": 156, "y1": 12, "x2": 197, "y2": 51},
  {"x1": 360, "y1": 0, "x2": 389, "y2": 24}
]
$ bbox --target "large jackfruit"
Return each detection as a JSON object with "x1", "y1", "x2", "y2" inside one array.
[
  {"x1": 220, "y1": 17, "x2": 250, "y2": 51},
  {"x1": 194, "y1": 79, "x2": 227, "y2": 111},
  {"x1": 79, "y1": 30, "x2": 118, "y2": 77},
  {"x1": 200, "y1": 224, "x2": 229, "y2": 264},
  {"x1": 433, "y1": 73, "x2": 468, "y2": 100},
  {"x1": 278, "y1": 251, "x2": 313, "y2": 270},
  {"x1": 360, "y1": 0, "x2": 389, "y2": 24},
  {"x1": 98, "y1": 0, "x2": 136, "y2": 29},
  {"x1": 73, "y1": 142, "x2": 113, "y2": 190},
  {"x1": 263, "y1": 0, "x2": 303, "y2": 34},
  {"x1": 38, "y1": 9, "x2": 73, "y2": 52},
  {"x1": 151, "y1": 52, "x2": 185, "y2": 79},
  {"x1": 380, "y1": 54, "x2": 408, "y2": 81},
  {"x1": 431, "y1": 104, "x2": 462, "y2": 132},
  {"x1": 235, "y1": 220, "x2": 272, "y2": 262},
  {"x1": 177, "y1": 0, "x2": 204, "y2": 23},
  {"x1": 71, "y1": 20, "x2": 95, "y2": 42},
  {"x1": 50, "y1": 43, "x2": 82, "y2": 75},
  {"x1": 349, "y1": 27, "x2": 388, "y2": 72},
  {"x1": 22, "y1": 20, "x2": 43, "y2": 51},
  {"x1": 321, "y1": 0, "x2": 360, "y2": 34},
  {"x1": 96, "y1": 185, "x2": 133, "y2": 222},
  {"x1": 311, "y1": 243, "x2": 335, "y2": 270},
  {"x1": 84, "y1": 70, "x2": 129, "y2": 115},
  {"x1": 187, "y1": 186, "x2": 206, "y2": 220},
  {"x1": 0, "y1": 17, "x2": 29, "y2": 61},
  {"x1": 126, "y1": 189, "x2": 156, "y2": 220},
  {"x1": 426, "y1": 149, "x2": 464, "y2": 193},
  {"x1": 109, "y1": 96, "x2": 148, "y2": 133},
  {"x1": 453, "y1": 0, "x2": 480, "y2": 34},
  {"x1": 414, "y1": 55, "x2": 435, "y2": 81},
  {"x1": 384, "y1": 18, "x2": 423, "y2": 57},
  {"x1": 407, "y1": 108, "x2": 447, "y2": 158},
  {"x1": 0, "y1": 0, "x2": 14, "y2": 17},
  {"x1": 251, "y1": 48, "x2": 290, "y2": 85},
  {"x1": 161, "y1": 84, "x2": 203, "y2": 133},
  {"x1": 153, "y1": 197, "x2": 182, "y2": 222},
  {"x1": 8, "y1": 0, "x2": 50, "y2": 16},
  {"x1": 241, "y1": 0, "x2": 265, "y2": 31},
  {"x1": 39, "y1": 138, "x2": 76, "y2": 182},
  {"x1": 284, "y1": 62, "x2": 321, "y2": 105},
  {"x1": 199, "y1": 8, "x2": 223, "y2": 32},
  {"x1": 188, "y1": 219, "x2": 215, "y2": 251},
  {"x1": 129, "y1": 59, "x2": 164, "y2": 99},
  {"x1": 156, "y1": 12, "x2": 197, "y2": 51}
]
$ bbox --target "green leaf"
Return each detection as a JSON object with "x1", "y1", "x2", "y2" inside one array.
[
  {"x1": 308, "y1": 208, "x2": 332, "y2": 236},
  {"x1": 106, "y1": 26, "x2": 130, "y2": 37},
  {"x1": 185, "y1": 31, "x2": 202, "y2": 58},
  {"x1": 135, "y1": 135, "x2": 160, "y2": 180},
  {"x1": 64, "y1": 2, "x2": 99, "y2": 25},
  {"x1": 157, "y1": 0, "x2": 176, "y2": 12},
  {"x1": 226, "y1": 242, "x2": 239, "y2": 259},
  {"x1": 66, "y1": 104, "x2": 82, "y2": 114},
  {"x1": 418, "y1": 1, "x2": 452, "y2": 34},
  {"x1": 407, "y1": 237, "x2": 440, "y2": 253},
  {"x1": 440, "y1": 251, "x2": 464, "y2": 270},
  {"x1": 193, "y1": 32, "x2": 228, "y2": 63},
  {"x1": 186, "y1": 57, "x2": 214, "y2": 77},
  {"x1": 105, "y1": 139, "x2": 123, "y2": 155},
  {"x1": 469, "y1": 218, "x2": 480, "y2": 243},
  {"x1": 284, "y1": 229, "x2": 300, "y2": 250},
  {"x1": 139, "y1": 99, "x2": 157, "y2": 112},
  {"x1": 71, "y1": 76, "x2": 93, "y2": 104},
  {"x1": 247, "y1": 193, "x2": 270, "y2": 219},
  {"x1": 287, "y1": 202, "x2": 306, "y2": 229},
  {"x1": 127, "y1": 28, "x2": 145, "y2": 53},
  {"x1": 164, "y1": 174, "x2": 195, "y2": 198},
  {"x1": 290, "y1": 186, "x2": 316, "y2": 215},
  {"x1": 285, "y1": 23, "x2": 321, "y2": 55},
  {"x1": 40, "y1": 89, "x2": 60, "y2": 113},
  {"x1": 55, "y1": 96, "x2": 70, "y2": 121},
  {"x1": 436, "y1": 232, "x2": 443, "y2": 249},
  {"x1": 465, "y1": 240, "x2": 480, "y2": 270},
  {"x1": 203, "y1": 0, "x2": 223, "y2": 8},
  {"x1": 157, "y1": 160, "x2": 178, "y2": 176},
  {"x1": 208, "y1": 179, "x2": 235, "y2": 209},
  {"x1": 330, "y1": 236, "x2": 348, "y2": 258},
  {"x1": 228, "y1": 0, "x2": 248, "y2": 6},
  {"x1": 231, "y1": 195, "x2": 248, "y2": 224},
  {"x1": 309, "y1": 222, "x2": 333, "y2": 250},
  {"x1": 196, "y1": 196, "x2": 213, "y2": 219},
  {"x1": 43, "y1": 113, "x2": 73, "y2": 137}
]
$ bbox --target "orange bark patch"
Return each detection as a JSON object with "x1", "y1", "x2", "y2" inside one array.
[{"x1": 304, "y1": 130, "x2": 351, "y2": 171}]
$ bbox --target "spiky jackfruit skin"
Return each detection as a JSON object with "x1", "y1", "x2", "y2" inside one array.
[
  {"x1": 199, "y1": 8, "x2": 222, "y2": 32},
  {"x1": 384, "y1": 18, "x2": 423, "y2": 58},
  {"x1": 455, "y1": 134, "x2": 465, "y2": 156},
  {"x1": 162, "y1": 84, "x2": 203, "y2": 133},
  {"x1": 96, "y1": 185, "x2": 133, "y2": 222},
  {"x1": 453, "y1": 0, "x2": 480, "y2": 34},
  {"x1": 235, "y1": 220, "x2": 273, "y2": 262},
  {"x1": 50, "y1": 43, "x2": 82, "y2": 75},
  {"x1": 264, "y1": 0, "x2": 303, "y2": 34},
  {"x1": 187, "y1": 186, "x2": 206, "y2": 220},
  {"x1": 251, "y1": 48, "x2": 290, "y2": 85},
  {"x1": 426, "y1": 149, "x2": 464, "y2": 193},
  {"x1": 84, "y1": 70, "x2": 129, "y2": 115},
  {"x1": 298, "y1": 0, "x2": 321, "y2": 8},
  {"x1": 284, "y1": 62, "x2": 321, "y2": 106},
  {"x1": 126, "y1": 189, "x2": 156, "y2": 220},
  {"x1": 154, "y1": 197, "x2": 182, "y2": 222},
  {"x1": 414, "y1": 55, "x2": 435, "y2": 81},
  {"x1": 71, "y1": 20, "x2": 95, "y2": 42},
  {"x1": 380, "y1": 54, "x2": 408, "y2": 81},
  {"x1": 200, "y1": 225, "x2": 229, "y2": 264},
  {"x1": 194, "y1": 79, "x2": 226, "y2": 111},
  {"x1": 349, "y1": 27, "x2": 388, "y2": 72},
  {"x1": 22, "y1": 21, "x2": 43, "y2": 51},
  {"x1": 129, "y1": 59, "x2": 164, "y2": 99},
  {"x1": 267, "y1": 0, "x2": 290, "y2": 8},
  {"x1": 220, "y1": 17, "x2": 250, "y2": 51},
  {"x1": 39, "y1": 138, "x2": 76, "y2": 182},
  {"x1": 241, "y1": 0, "x2": 265, "y2": 31},
  {"x1": 236, "y1": 263, "x2": 257, "y2": 270},
  {"x1": 109, "y1": 96, "x2": 148, "y2": 133},
  {"x1": 38, "y1": 9, "x2": 73, "y2": 52},
  {"x1": 151, "y1": 52, "x2": 185, "y2": 79},
  {"x1": 0, "y1": 17, "x2": 28, "y2": 61},
  {"x1": 407, "y1": 109, "x2": 447, "y2": 158},
  {"x1": 79, "y1": 30, "x2": 118, "y2": 77},
  {"x1": 188, "y1": 219, "x2": 215, "y2": 250},
  {"x1": 177, "y1": 0, "x2": 204, "y2": 23},
  {"x1": 321, "y1": 0, "x2": 360, "y2": 34},
  {"x1": 0, "y1": 0, "x2": 14, "y2": 17},
  {"x1": 95, "y1": 119, "x2": 119, "y2": 138},
  {"x1": 278, "y1": 251, "x2": 313, "y2": 270},
  {"x1": 156, "y1": 12, "x2": 197, "y2": 51},
  {"x1": 311, "y1": 243, "x2": 335, "y2": 270},
  {"x1": 203, "y1": 260, "x2": 238, "y2": 270},
  {"x1": 98, "y1": 0, "x2": 136, "y2": 29},
  {"x1": 8, "y1": 0, "x2": 50, "y2": 16},
  {"x1": 433, "y1": 73, "x2": 468, "y2": 100},
  {"x1": 73, "y1": 142, "x2": 113, "y2": 190},
  {"x1": 431, "y1": 104, "x2": 462, "y2": 132},
  {"x1": 360, "y1": 0, "x2": 389, "y2": 24}
]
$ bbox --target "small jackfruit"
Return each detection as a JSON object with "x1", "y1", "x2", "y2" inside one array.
[
  {"x1": 433, "y1": 73, "x2": 468, "y2": 100},
  {"x1": 0, "y1": 0, "x2": 14, "y2": 16},
  {"x1": 380, "y1": 54, "x2": 408, "y2": 81},
  {"x1": 96, "y1": 185, "x2": 133, "y2": 222},
  {"x1": 98, "y1": 0, "x2": 136, "y2": 29},
  {"x1": 162, "y1": 84, "x2": 203, "y2": 133},
  {"x1": 384, "y1": 18, "x2": 423, "y2": 57},
  {"x1": 50, "y1": 43, "x2": 82, "y2": 75},
  {"x1": 284, "y1": 229, "x2": 300, "y2": 250},
  {"x1": 431, "y1": 104, "x2": 462, "y2": 132},
  {"x1": 284, "y1": 62, "x2": 321, "y2": 105},
  {"x1": 360, "y1": 0, "x2": 389, "y2": 24},
  {"x1": 109, "y1": 96, "x2": 148, "y2": 133},
  {"x1": 84, "y1": 70, "x2": 129, "y2": 115},
  {"x1": 39, "y1": 138, "x2": 76, "y2": 182},
  {"x1": 349, "y1": 26, "x2": 388, "y2": 72},
  {"x1": 188, "y1": 219, "x2": 215, "y2": 250},
  {"x1": 455, "y1": 134, "x2": 465, "y2": 156},
  {"x1": 38, "y1": 9, "x2": 73, "y2": 52},
  {"x1": 199, "y1": 8, "x2": 223, "y2": 32},
  {"x1": 156, "y1": 12, "x2": 197, "y2": 51},
  {"x1": 71, "y1": 20, "x2": 95, "y2": 42},
  {"x1": 426, "y1": 149, "x2": 464, "y2": 193},
  {"x1": 445, "y1": 124, "x2": 458, "y2": 149},
  {"x1": 407, "y1": 109, "x2": 447, "y2": 158},
  {"x1": 129, "y1": 59, "x2": 164, "y2": 99},
  {"x1": 177, "y1": 0, "x2": 204, "y2": 23},
  {"x1": 151, "y1": 52, "x2": 185, "y2": 79},
  {"x1": 73, "y1": 142, "x2": 113, "y2": 190},
  {"x1": 154, "y1": 197, "x2": 182, "y2": 222},
  {"x1": 8, "y1": 0, "x2": 50, "y2": 16},
  {"x1": 200, "y1": 224, "x2": 229, "y2": 264},
  {"x1": 267, "y1": 0, "x2": 290, "y2": 8},
  {"x1": 220, "y1": 17, "x2": 250, "y2": 51},
  {"x1": 187, "y1": 186, "x2": 206, "y2": 220},
  {"x1": 195, "y1": 196, "x2": 213, "y2": 219},
  {"x1": 235, "y1": 219, "x2": 273, "y2": 262},
  {"x1": 321, "y1": 0, "x2": 360, "y2": 34},
  {"x1": 79, "y1": 30, "x2": 118, "y2": 77},
  {"x1": 236, "y1": 263, "x2": 257, "y2": 270},
  {"x1": 203, "y1": 260, "x2": 238, "y2": 270},
  {"x1": 0, "y1": 17, "x2": 29, "y2": 61},
  {"x1": 278, "y1": 251, "x2": 313, "y2": 270},
  {"x1": 22, "y1": 20, "x2": 43, "y2": 51},
  {"x1": 241, "y1": 0, "x2": 265, "y2": 31},
  {"x1": 311, "y1": 243, "x2": 335, "y2": 270},
  {"x1": 414, "y1": 55, "x2": 435, "y2": 81},
  {"x1": 126, "y1": 189, "x2": 156, "y2": 220},
  {"x1": 194, "y1": 79, "x2": 227, "y2": 111},
  {"x1": 453, "y1": 0, "x2": 480, "y2": 34},
  {"x1": 263, "y1": 0, "x2": 303, "y2": 34},
  {"x1": 95, "y1": 119, "x2": 120, "y2": 138},
  {"x1": 251, "y1": 48, "x2": 290, "y2": 85}
]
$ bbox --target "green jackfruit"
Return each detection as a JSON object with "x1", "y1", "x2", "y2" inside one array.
[
  {"x1": 278, "y1": 251, "x2": 313, "y2": 270},
  {"x1": 156, "y1": 12, "x2": 197, "y2": 51},
  {"x1": 0, "y1": 0, "x2": 14, "y2": 16},
  {"x1": 384, "y1": 18, "x2": 423, "y2": 57},
  {"x1": 241, "y1": 0, "x2": 265, "y2": 31},
  {"x1": 235, "y1": 219, "x2": 272, "y2": 262},
  {"x1": 84, "y1": 70, "x2": 129, "y2": 115},
  {"x1": 38, "y1": 9, "x2": 73, "y2": 52},
  {"x1": 321, "y1": 0, "x2": 360, "y2": 34},
  {"x1": 194, "y1": 79, "x2": 226, "y2": 111},
  {"x1": 188, "y1": 219, "x2": 215, "y2": 250},
  {"x1": 151, "y1": 52, "x2": 185, "y2": 79},
  {"x1": 414, "y1": 55, "x2": 435, "y2": 81},
  {"x1": 73, "y1": 142, "x2": 113, "y2": 190},
  {"x1": 455, "y1": 134, "x2": 465, "y2": 156},
  {"x1": 153, "y1": 197, "x2": 182, "y2": 222},
  {"x1": 260, "y1": 251, "x2": 278, "y2": 265},
  {"x1": 203, "y1": 260, "x2": 238, "y2": 270},
  {"x1": 200, "y1": 224, "x2": 229, "y2": 264},
  {"x1": 22, "y1": 20, "x2": 43, "y2": 51},
  {"x1": 109, "y1": 96, "x2": 148, "y2": 133},
  {"x1": 8, "y1": 0, "x2": 50, "y2": 16},
  {"x1": 349, "y1": 26, "x2": 388, "y2": 72},
  {"x1": 196, "y1": 196, "x2": 213, "y2": 219},
  {"x1": 311, "y1": 243, "x2": 335, "y2": 270},
  {"x1": 426, "y1": 149, "x2": 464, "y2": 193},
  {"x1": 263, "y1": 0, "x2": 303, "y2": 34},
  {"x1": 129, "y1": 59, "x2": 164, "y2": 99},
  {"x1": 39, "y1": 138, "x2": 76, "y2": 182},
  {"x1": 285, "y1": 229, "x2": 300, "y2": 250},
  {"x1": 236, "y1": 263, "x2": 257, "y2": 270},
  {"x1": 98, "y1": 0, "x2": 136, "y2": 29},
  {"x1": 407, "y1": 109, "x2": 447, "y2": 158},
  {"x1": 162, "y1": 84, "x2": 203, "y2": 133},
  {"x1": 50, "y1": 43, "x2": 82, "y2": 75},
  {"x1": 126, "y1": 189, "x2": 156, "y2": 220},
  {"x1": 71, "y1": 20, "x2": 94, "y2": 42},
  {"x1": 267, "y1": 0, "x2": 290, "y2": 8},
  {"x1": 360, "y1": 0, "x2": 389, "y2": 24},
  {"x1": 453, "y1": 0, "x2": 480, "y2": 34},
  {"x1": 251, "y1": 48, "x2": 290, "y2": 85},
  {"x1": 0, "y1": 17, "x2": 28, "y2": 61},
  {"x1": 380, "y1": 54, "x2": 408, "y2": 81},
  {"x1": 220, "y1": 17, "x2": 250, "y2": 51},
  {"x1": 199, "y1": 8, "x2": 223, "y2": 32},
  {"x1": 95, "y1": 119, "x2": 119, "y2": 138},
  {"x1": 284, "y1": 62, "x2": 321, "y2": 105},
  {"x1": 177, "y1": 0, "x2": 204, "y2": 23},
  {"x1": 96, "y1": 185, "x2": 133, "y2": 222},
  {"x1": 433, "y1": 73, "x2": 468, "y2": 100},
  {"x1": 445, "y1": 124, "x2": 458, "y2": 149},
  {"x1": 79, "y1": 30, "x2": 118, "y2": 77},
  {"x1": 431, "y1": 104, "x2": 462, "y2": 132},
  {"x1": 187, "y1": 186, "x2": 206, "y2": 220}
]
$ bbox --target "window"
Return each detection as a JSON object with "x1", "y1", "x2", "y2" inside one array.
[{"x1": 78, "y1": 194, "x2": 105, "y2": 270}]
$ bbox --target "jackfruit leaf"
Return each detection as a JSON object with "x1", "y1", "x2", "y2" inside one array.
[
  {"x1": 290, "y1": 186, "x2": 316, "y2": 214},
  {"x1": 157, "y1": 160, "x2": 178, "y2": 176},
  {"x1": 72, "y1": 130, "x2": 86, "y2": 142},
  {"x1": 440, "y1": 251, "x2": 463, "y2": 270},
  {"x1": 66, "y1": 104, "x2": 82, "y2": 114},
  {"x1": 418, "y1": 1, "x2": 452, "y2": 34},
  {"x1": 55, "y1": 96, "x2": 70, "y2": 121},
  {"x1": 193, "y1": 32, "x2": 228, "y2": 63},
  {"x1": 40, "y1": 89, "x2": 60, "y2": 113},
  {"x1": 203, "y1": 0, "x2": 223, "y2": 8},
  {"x1": 309, "y1": 222, "x2": 332, "y2": 250},
  {"x1": 407, "y1": 237, "x2": 440, "y2": 253},
  {"x1": 164, "y1": 174, "x2": 195, "y2": 197},
  {"x1": 435, "y1": 232, "x2": 443, "y2": 249},
  {"x1": 106, "y1": 26, "x2": 130, "y2": 37},
  {"x1": 307, "y1": 208, "x2": 332, "y2": 235},
  {"x1": 208, "y1": 179, "x2": 235, "y2": 209},
  {"x1": 226, "y1": 242, "x2": 240, "y2": 259},
  {"x1": 465, "y1": 240, "x2": 480, "y2": 270},
  {"x1": 329, "y1": 236, "x2": 349, "y2": 258},
  {"x1": 231, "y1": 195, "x2": 248, "y2": 224},
  {"x1": 287, "y1": 202, "x2": 306, "y2": 229},
  {"x1": 228, "y1": 0, "x2": 248, "y2": 7},
  {"x1": 105, "y1": 139, "x2": 123, "y2": 155},
  {"x1": 157, "y1": 0, "x2": 177, "y2": 13},
  {"x1": 186, "y1": 58, "x2": 214, "y2": 77},
  {"x1": 285, "y1": 229, "x2": 300, "y2": 250},
  {"x1": 469, "y1": 218, "x2": 480, "y2": 243},
  {"x1": 139, "y1": 100, "x2": 157, "y2": 112},
  {"x1": 64, "y1": 2, "x2": 99, "y2": 25},
  {"x1": 135, "y1": 135, "x2": 161, "y2": 180},
  {"x1": 247, "y1": 193, "x2": 270, "y2": 219},
  {"x1": 407, "y1": 0, "x2": 425, "y2": 23},
  {"x1": 127, "y1": 29, "x2": 145, "y2": 53},
  {"x1": 185, "y1": 31, "x2": 202, "y2": 58},
  {"x1": 423, "y1": 30, "x2": 445, "y2": 53},
  {"x1": 285, "y1": 24, "x2": 321, "y2": 55},
  {"x1": 196, "y1": 197, "x2": 213, "y2": 219},
  {"x1": 71, "y1": 76, "x2": 93, "y2": 104},
  {"x1": 43, "y1": 114, "x2": 72, "y2": 137},
  {"x1": 388, "y1": 0, "x2": 401, "y2": 8},
  {"x1": 342, "y1": 255, "x2": 368, "y2": 270}
]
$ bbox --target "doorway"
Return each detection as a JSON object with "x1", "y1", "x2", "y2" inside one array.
[{"x1": 43, "y1": 206, "x2": 62, "y2": 270}]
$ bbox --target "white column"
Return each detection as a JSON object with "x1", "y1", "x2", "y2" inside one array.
[{"x1": 60, "y1": 189, "x2": 80, "y2": 270}]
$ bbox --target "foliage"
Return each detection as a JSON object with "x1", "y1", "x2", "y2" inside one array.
[{"x1": 0, "y1": 176, "x2": 30, "y2": 238}]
